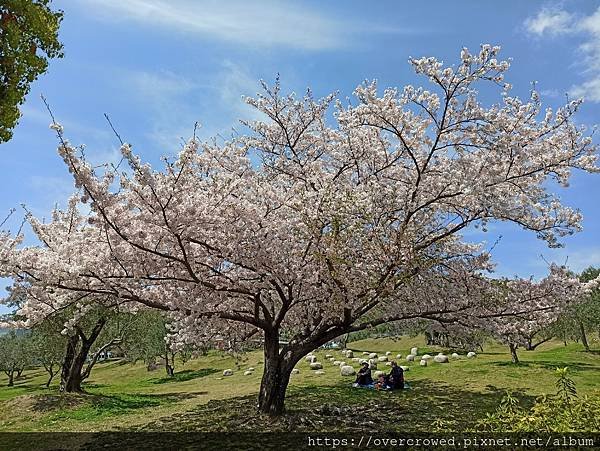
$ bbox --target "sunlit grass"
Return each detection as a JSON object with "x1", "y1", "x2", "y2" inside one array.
[{"x1": 0, "y1": 335, "x2": 597, "y2": 432}]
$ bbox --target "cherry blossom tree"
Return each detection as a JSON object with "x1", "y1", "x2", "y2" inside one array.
[
  {"x1": 1, "y1": 45, "x2": 599, "y2": 414},
  {"x1": 468, "y1": 266, "x2": 589, "y2": 363}
]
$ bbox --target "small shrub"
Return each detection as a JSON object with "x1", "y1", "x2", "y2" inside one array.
[{"x1": 477, "y1": 367, "x2": 600, "y2": 432}]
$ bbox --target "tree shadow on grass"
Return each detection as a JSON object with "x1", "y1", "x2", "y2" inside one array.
[
  {"x1": 491, "y1": 361, "x2": 599, "y2": 372},
  {"x1": 31, "y1": 391, "x2": 207, "y2": 415},
  {"x1": 81, "y1": 383, "x2": 109, "y2": 390},
  {"x1": 132, "y1": 380, "x2": 536, "y2": 433},
  {"x1": 151, "y1": 368, "x2": 220, "y2": 384}
]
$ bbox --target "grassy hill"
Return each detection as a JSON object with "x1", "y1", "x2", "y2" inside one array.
[{"x1": 0, "y1": 335, "x2": 598, "y2": 435}]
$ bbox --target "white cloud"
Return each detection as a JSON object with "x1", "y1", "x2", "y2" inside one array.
[
  {"x1": 569, "y1": 78, "x2": 600, "y2": 102},
  {"x1": 121, "y1": 69, "x2": 203, "y2": 150},
  {"x1": 534, "y1": 247, "x2": 600, "y2": 274},
  {"x1": 524, "y1": 6, "x2": 575, "y2": 36},
  {"x1": 128, "y1": 70, "x2": 198, "y2": 103},
  {"x1": 121, "y1": 63, "x2": 268, "y2": 150},
  {"x1": 77, "y1": 0, "x2": 359, "y2": 51},
  {"x1": 526, "y1": 5, "x2": 600, "y2": 103},
  {"x1": 580, "y1": 7, "x2": 600, "y2": 35},
  {"x1": 563, "y1": 249, "x2": 600, "y2": 272},
  {"x1": 27, "y1": 175, "x2": 78, "y2": 218},
  {"x1": 19, "y1": 104, "x2": 112, "y2": 143},
  {"x1": 218, "y1": 60, "x2": 267, "y2": 122},
  {"x1": 569, "y1": 7, "x2": 600, "y2": 102}
]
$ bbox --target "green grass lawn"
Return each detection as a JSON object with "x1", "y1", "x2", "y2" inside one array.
[{"x1": 0, "y1": 335, "x2": 598, "y2": 433}]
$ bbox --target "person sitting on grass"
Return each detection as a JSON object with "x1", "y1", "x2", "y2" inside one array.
[
  {"x1": 354, "y1": 362, "x2": 373, "y2": 386},
  {"x1": 374, "y1": 373, "x2": 389, "y2": 390},
  {"x1": 387, "y1": 361, "x2": 404, "y2": 390}
]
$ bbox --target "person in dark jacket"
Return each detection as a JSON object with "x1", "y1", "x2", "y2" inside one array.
[
  {"x1": 354, "y1": 362, "x2": 373, "y2": 386},
  {"x1": 387, "y1": 361, "x2": 404, "y2": 389}
]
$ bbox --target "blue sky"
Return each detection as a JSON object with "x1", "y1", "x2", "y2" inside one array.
[{"x1": 2, "y1": 0, "x2": 600, "y2": 313}]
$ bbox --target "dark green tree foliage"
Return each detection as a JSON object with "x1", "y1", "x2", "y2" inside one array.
[
  {"x1": 118, "y1": 311, "x2": 167, "y2": 367},
  {"x1": 30, "y1": 320, "x2": 66, "y2": 387},
  {"x1": 0, "y1": 0, "x2": 63, "y2": 142},
  {"x1": 0, "y1": 330, "x2": 31, "y2": 386},
  {"x1": 575, "y1": 267, "x2": 600, "y2": 351},
  {"x1": 118, "y1": 311, "x2": 178, "y2": 376},
  {"x1": 543, "y1": 267, "x2": 600, "y2": 350}
]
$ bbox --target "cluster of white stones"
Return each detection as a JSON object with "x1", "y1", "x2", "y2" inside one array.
[
  {"x1": 242, "y1": 367, "x2": 256, "y2": 376},
  {"x1": 340, "y1": 365, "x2": 356, "y2": 376},
  {"x1": 305, "y1": 354, "x2": 317, "y2": 364},
  {"x1": 433, "y1": 353, "x2": 449, "y2": 363},
  {"x1": 300, "y1": 346, "x2": 480, "y2": 381},
  {"x1": 226, "y1": 346, "x2": 481, "y2": 382}
]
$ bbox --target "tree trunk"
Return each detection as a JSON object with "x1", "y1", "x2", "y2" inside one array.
[
  {"x1": 60, "y1": 318, "x2": 106, "y2": 393},
  {"x1": 165, "y1": 345, "x2": 174, "y2": 377},
  {"x1": 525, "y1": 337, "x2": 533, "y2": 351},
  {"x1": 16, "y1": 368, "x2": 23, "y2": 378},
  {"x1": 425, "y1": 331, "x2": 433, "y2": 345},
  {"x1": 509, "y1": 343, "x2": 519, "y2": 364},
  {"x1": 442, "y1": 334, "x2": 450, "y2": 348},
  {"x1": 526, "y1": 337, "x2": 551, "y2": 351},
  {"x1": 63, "y1": 343, "x2": 90, "y2": 392},
  {"x1": 257, "y1": 332, "x2": 294, "y2": 416},
  {"x1": 45, "y1": 368, "x2": 56, "y2": 388},
  {"x1": 339, "y1": 333, "x2": 350, "y2": 349},
  {"x1": 60, "y1": 334, "x2": 78, "y2": 392},
  {"x1": 6, "y1": 370, "x2": 14, "y2": 387},
  {"x1": 579, "y1": 321, "x2": 590, "y2": 352}
]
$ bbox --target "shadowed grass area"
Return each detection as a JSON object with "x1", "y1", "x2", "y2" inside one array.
[
  {"x1": 132, "y1": 380, "x2": 536, "y2": 433},
  {"x1": 151, "y1": 368, "x2": 220, "y2": 384},
  {"x1": 0, "y1": 335, "x2": 597, "y2": 432}
]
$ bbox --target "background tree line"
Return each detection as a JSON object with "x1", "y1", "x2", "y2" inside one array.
[{"x1": 0, "y1": 308, "x2": 202, "y2": 389}]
